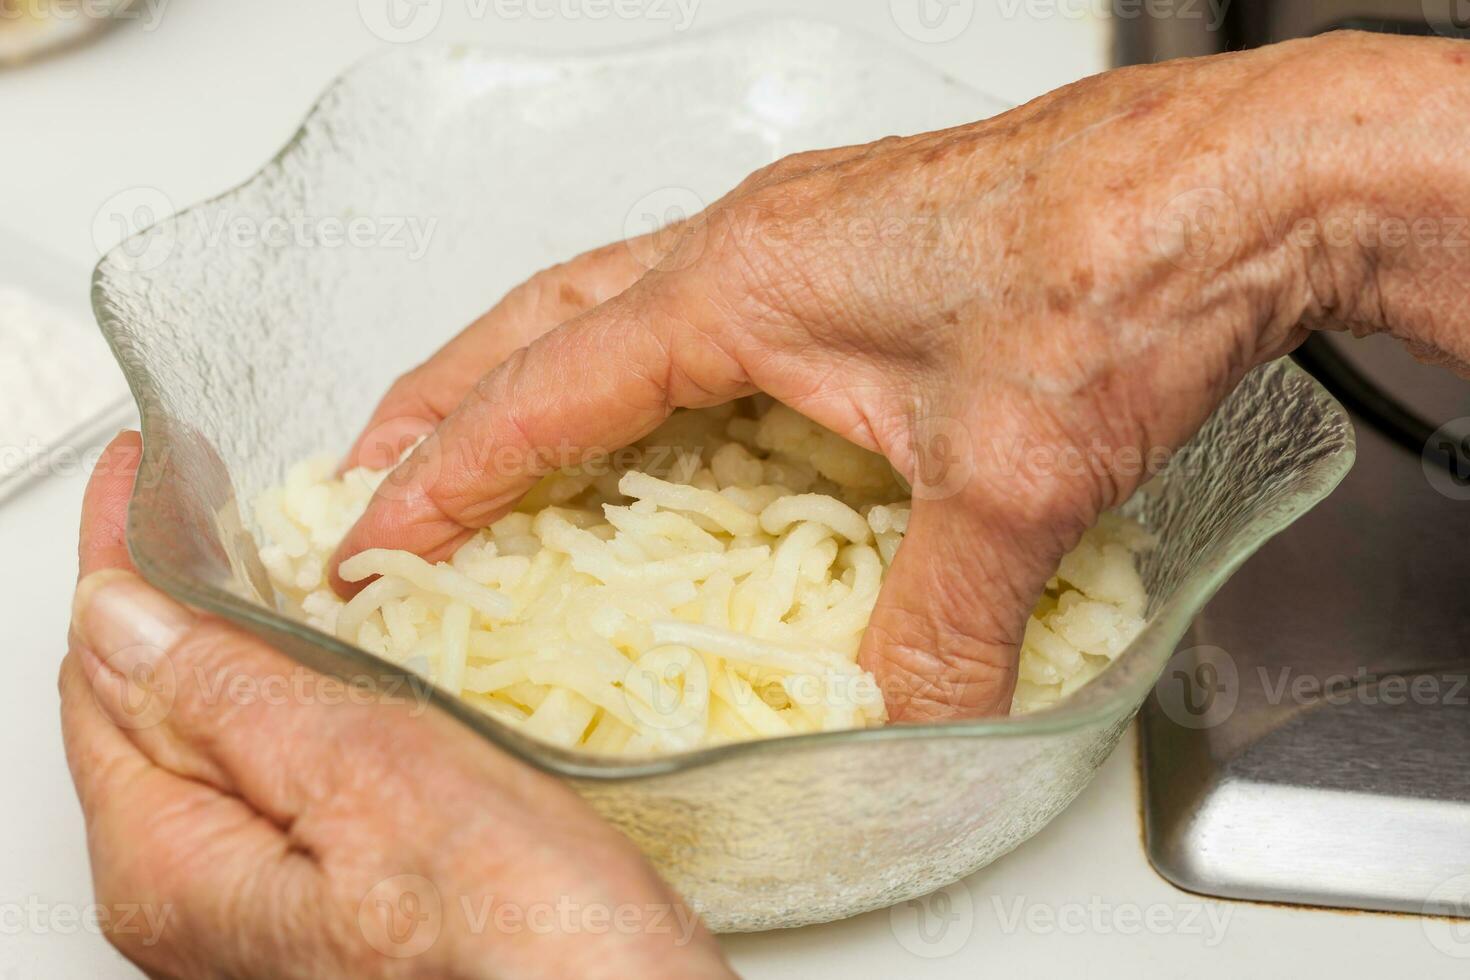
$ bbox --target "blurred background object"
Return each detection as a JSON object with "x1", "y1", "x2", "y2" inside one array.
[
  {"x1": 0, "y1": 0, "x2": 136, "y2": 66},
  {"x1": 0, "y1": 225, "x2": 132, "y2": 506}
]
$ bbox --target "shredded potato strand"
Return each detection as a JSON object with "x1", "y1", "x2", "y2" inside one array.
[{"x1": 257, "y1": 398, "x2": 1152, "y2": 755}]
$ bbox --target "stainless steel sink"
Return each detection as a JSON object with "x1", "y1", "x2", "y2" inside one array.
[{"x1": 1122, "y1": 0, "x2": 1470, "y2": 917}]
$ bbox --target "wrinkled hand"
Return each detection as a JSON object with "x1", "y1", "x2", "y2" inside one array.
[
  {"x1": 61, "y1": 433, "x2": 735, "y2": 980},
  {"x1": 332, "y1": 31, "x2": 1470, "y2": 721}
]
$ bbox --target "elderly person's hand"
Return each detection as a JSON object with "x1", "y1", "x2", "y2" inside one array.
[
  {"x1": 330, "y1": 30, "x2": 1470, "y2": 721},
  {"x1": 61, "y1": 432, "x2": 736, "y2": 980}
]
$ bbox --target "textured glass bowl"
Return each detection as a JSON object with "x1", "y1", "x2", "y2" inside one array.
[{"x1": 92, "y1": 20, "x2": 1355, "y2": 933}]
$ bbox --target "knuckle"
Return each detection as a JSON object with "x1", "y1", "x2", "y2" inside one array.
[
  {"x1": 866, "y1": 610, "x2": 1016, "y2": 718},
  {"x1": 704, "y1": 176, "x2": 844, "y2": 321},
  {"x1": 467, "y1": 364, "x2": 503, "y2": 410},
  {"x1": 700, "y1": 196, "x2": 787, "y2": 302},
  {"x1": 525, "y1": 262, "x2": 572, "y2": 312},
  {"x1": 470, "y1": 367, "x2": 543, "y2": 456},
  {"x1": 742, "y1": 146, "x2": 844, "y2": 190}
]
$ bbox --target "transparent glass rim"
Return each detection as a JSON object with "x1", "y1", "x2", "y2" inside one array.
[{"x1": 92, "y1": 21, "x2": 1358, "y2": 781}]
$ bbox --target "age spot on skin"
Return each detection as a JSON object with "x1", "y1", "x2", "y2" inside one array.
[
  {"x1": 559, "y1": 283, "x2": 587, "y2": 307},
  {"x1": 919, "y1": 142, "x2": 954, "y2": 165},
  {"x1": 1046, "y1": 286, "x2": 1074, "y2": 314}
]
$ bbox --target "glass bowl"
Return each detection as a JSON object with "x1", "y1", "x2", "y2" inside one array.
[{"x1": 92, "y1": 19, "x2": 1355, "y2": 933}]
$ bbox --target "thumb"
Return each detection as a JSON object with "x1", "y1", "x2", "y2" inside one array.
[{"x1": 329, "y1": 277, "x2": 753, "y2": 596}]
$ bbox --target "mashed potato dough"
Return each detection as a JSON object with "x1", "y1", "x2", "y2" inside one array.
[{"x1": 257, "y1": 399, "x2": 1150, "y2": 754}]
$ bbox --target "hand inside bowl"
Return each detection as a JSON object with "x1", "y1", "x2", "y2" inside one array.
[{"x1": 331, "y1": 30, "x2": 1470, "y2": 723}]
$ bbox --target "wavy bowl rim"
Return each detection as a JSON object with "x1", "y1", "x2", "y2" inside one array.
[{"x1": 92, "y1": 20, "x2": 1357, "y2": 781}]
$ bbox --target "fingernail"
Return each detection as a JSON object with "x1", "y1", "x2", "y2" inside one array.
[{"x1": 73, "y1": 570, "x2": 194, "y2": 675}]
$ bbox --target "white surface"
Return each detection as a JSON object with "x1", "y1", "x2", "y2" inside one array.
[
  {"x1": 0, "y1": 1, "x2": 1457, "y2": 977},
  {"x1": 0, "y1": 232, "x2": 132, "y2": 505}
]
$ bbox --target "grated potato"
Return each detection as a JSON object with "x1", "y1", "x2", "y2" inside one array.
[{"x1": 257, "y1": 398, "x2": 1151, "y2": 754}]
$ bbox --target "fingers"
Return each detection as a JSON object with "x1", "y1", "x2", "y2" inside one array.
[
  {"x1": 67, "y1": 432, "x2": 327, "y2": 974},
  {"x1": 59, "y1": 647, "x2": 212, "y2": 972},
  {"x1": 859, "y1": 499, "x2": 1035, "y2": 720},
  {"x1": 329, "y1": 277, "x2": 753, "y2": 594},
  {"x1": 859, "y1": 409, "x2": 1089, "y2": 721},
  {"x1": 70, "y1": 569, "x2": 361, "y2": 826},
  {"x1": 60, "y1": 649, "x2": 323, "y2": 980},
  {"x1": 58, "y1": 647, "x2": 162, "y2": 842},
  {"x1": 346, "y1": 239, "x2": 655, "y2": 470},
  {"x1": 75, "y1": 436, "x2": 370, "y2": 819},
  {"x1": 78, "y1": 431, "x2": 143, "y2": 579}
]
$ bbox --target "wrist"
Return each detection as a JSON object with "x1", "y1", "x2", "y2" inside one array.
[{"x1": 1267, "y1": 31, "x2": 1470, "y2": 353}]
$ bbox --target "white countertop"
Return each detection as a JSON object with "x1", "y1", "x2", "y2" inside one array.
[{"x1": 0, "y1": 2, "x2": 1457, "y2": 977}]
